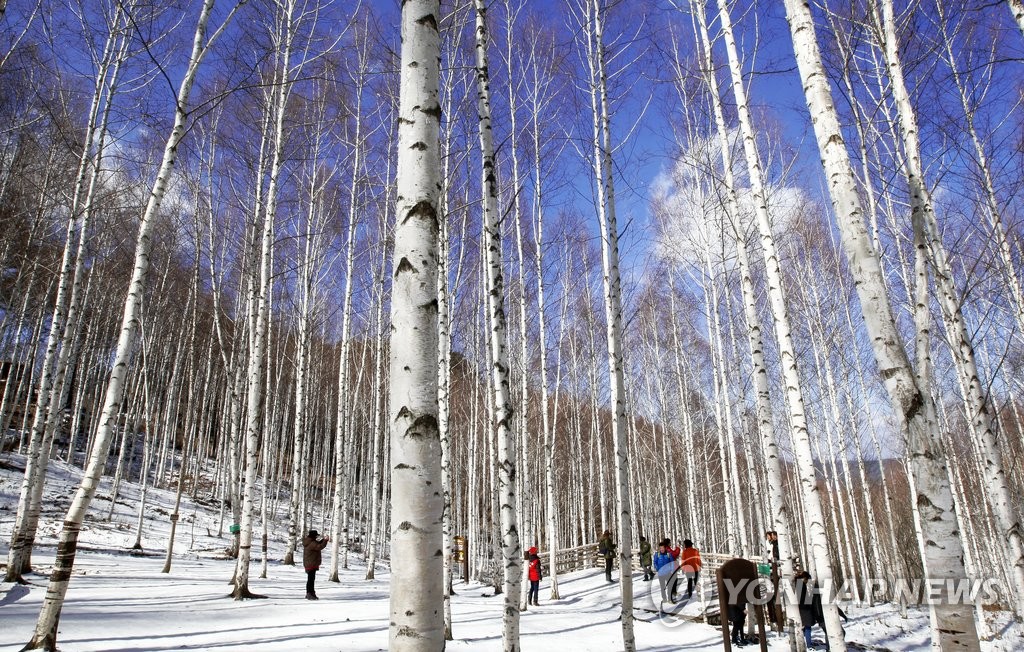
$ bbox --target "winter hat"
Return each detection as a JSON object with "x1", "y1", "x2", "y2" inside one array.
[
  {"x1": 683, "y1": 539, "x2": 693, "y2": 548},
  {"x1": 529, "y1": 546, "x2": 538, "y2": 555},
  {"x1": 309, "y1": 529, "x2": 319, "y2": 539}
]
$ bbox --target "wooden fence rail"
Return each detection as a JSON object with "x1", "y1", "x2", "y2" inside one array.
[
  {"x1": 535, "y1": 543, "x2": 748, "y2": 579},
  {"x1": 459, "y1": 539, "x2": 762, "y2": 593}
]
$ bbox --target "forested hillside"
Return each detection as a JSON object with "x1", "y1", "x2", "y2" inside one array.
[{"x1": 1, "y1": 0, "x2": 1023, "y2": 650}]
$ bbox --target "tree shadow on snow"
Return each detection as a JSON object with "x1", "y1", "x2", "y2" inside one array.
[
  {"x1": 62, "y1": 619, "x2": 386, "y2": 651},
  {"x1": 0, "y1": 583, "x2": 31, "y2": 606}
]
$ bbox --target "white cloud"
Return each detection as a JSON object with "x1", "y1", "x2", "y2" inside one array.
[{"x1": 652, "y1": 128, "x2": 808, "y2": 268}]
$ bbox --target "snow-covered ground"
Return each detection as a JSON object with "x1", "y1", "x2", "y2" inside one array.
[{"x1": 1, "y1": 454, "x2": 1020, "y2": 651}]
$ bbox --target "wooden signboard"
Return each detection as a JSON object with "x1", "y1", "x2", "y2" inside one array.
[{"x1": 453, "y1": 535, "x2": 469, "y2": 582}]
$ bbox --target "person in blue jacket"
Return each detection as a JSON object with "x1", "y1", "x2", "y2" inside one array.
[{"x1": 653, "y1": 538, "x2": 677, "y2": 605}]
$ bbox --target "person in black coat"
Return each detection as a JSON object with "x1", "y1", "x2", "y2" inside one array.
[
  {"x1": 796, "y1": 570, "x2": 828, "y2": 649},
  {"x1": 598, "y1": 530, "x2": 616, "y2": 583}
]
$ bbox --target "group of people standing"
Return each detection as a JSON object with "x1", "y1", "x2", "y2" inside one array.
[
  {"x1": 299, "y1": 524, "x2": 833, "y2": 650},
  {"x1": 763, "y1": 529, "x2": 843, "y2": 650},
  {"x1": 644, "y1": 536, "x2": 702, "y2": 603},
  {"x1": 596, "y1": 530, "x2": 704, "y2": 604}
]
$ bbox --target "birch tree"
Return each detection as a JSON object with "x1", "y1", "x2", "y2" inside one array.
[
  {"x1": 782, "y1": 0, "x2": 981, "y2": 647},
  {"x1": 473, "y1": 0, "x2": 522, "y2": 646},
  {"x1": 523, "y1": 16, "x2": 563, "y2": 601},
  {"x1": 329, "y1": 14, "x2": 370, "y2": 580},
  {"x1": 388, "y1": 0, "x2": 444, "y2": 648},
  {"x1": 580, "y1": 0, "x2": 634, "y2": 647},
  {"x1": 21, "y1": 0, "x2": 246, "y2": 647},
  {"x1": 699, "y1": 0, "x2": 842, "y2": 640},
  {"x1": 871, "y1": 0, "x2": 1024, "y2": 617},
  {"x1": 5, "y1": 4, "x2": 131, "y2": 582}
]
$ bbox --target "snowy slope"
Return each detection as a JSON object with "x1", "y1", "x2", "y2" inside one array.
[{"x1": 1, "y1": 454, "x2": 1021, "y2": 651}]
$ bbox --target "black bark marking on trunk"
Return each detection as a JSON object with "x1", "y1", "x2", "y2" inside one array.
[
  {"x1": 420, "y1": 298, "x2": 438, "y2": 313},
  {"x1": 415, "y1": 13, "x2": 438, "y2": 32},
  {"x1": 905, "y1": 390, "x2": 924, "y2": 421},
  {"x1": 404, "y1": 199, "x2": 438, "y2": 228},
  {"x1": 421, "y1": 104, "x2": 442, "y2": 120},
  {"x1": 396, "y1": 625, "x2": 423, "y2": 638},
  {"x1": 396, "y1": 257, "x2": 418, "y2": 276},
  {"x1": 406, "y1": 414, "x2": 438, "y2": 440}
]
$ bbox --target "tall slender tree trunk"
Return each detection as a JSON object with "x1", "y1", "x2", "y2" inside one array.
[
  {"x1": 782, "y1": 0, "x2": 980, "y2": 647},
  {"x1": 473, "y1": 1, "x2": 522, "y2": 647},
  {"x1": 693, "y1": 0, "x2": 844, "y2": 642},
  {"x1": 583, "y1": 0, "x2": 634, "y2": 646},
  {"x1": 933, "y1": 0, "x2": 1024, "y2": 344},
  {"x1": 389, "y1": 0, "x2": 443, "y2": 648},
  {"x1": 5, "y1": 12, "x2": 128, "y2": 582},
  {"x1": 21, "y1": 1, "x2": 244, "y2": 646},
  {"x1": 232, "y1": 0, "x2": 294, "y2": 597},
  {"x1": 283, "y1": 211, "x2": 313, "y2": 567},
  {"x1": 874, "y1": 0, "x2": 1024, "y2": 619},
  {"x1": 703, "y1": 258, "x2": 740, "y2": 556},
  {"x1": 366, "y1": 134, "x2": 395, "y2": 583},
  {"x1": 533, "y1": 112, "x2": 560, "y2": 605},
  {"x1": 503, "y1": 0, "x2": 533, "y2": 614},
  {"x1": 667, "y1": 276, "x2": 698, "y2": 539}
]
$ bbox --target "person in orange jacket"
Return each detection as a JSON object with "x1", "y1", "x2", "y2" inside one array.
[
  {"x1": 680, "y1": 539, "x2": 702, "y2": 599},
  {"x1": 527, "y1": 546, "x2": 543, "y2": 606}
]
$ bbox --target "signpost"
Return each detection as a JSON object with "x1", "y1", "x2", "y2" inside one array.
[{"x1": 453, "y1": 535, "x2": 469, "y2": 583}]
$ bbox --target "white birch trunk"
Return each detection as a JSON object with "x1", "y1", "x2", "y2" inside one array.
[
  {"x1": 366, "y1": 140, "x2": 394, "y2": 582},
  {"x1": 329, "y1": 21, "x2": 370, "y2": 575},
  {"x1": 703, "y1": 259, "x2": 740, "y2": 556},
  {"x1": 5, "y1": 11, "x2": 127, "y2": 581},
  {"x1": 935, "y1": 1, "x2": 1024, "y2": 347},
  {"x1": 22, "y1": 1, "x2": 243, "y2": 646},
  {"x1": 695, "y1": 0, "x2": 845, "y2": 642},
  {"x1": 284, "y1": 206, "x2": 313, "y2": 567},
  {"x1": 584, "y1": 0, "x2": 634, "y2": 646},
  {"x1": 878, "y1": 0, "x2": 1024, "y2": 618},
  {"x1": 389, "y1": 1, "x2": 443, "y2": 647},
  {"x1": 533, "y1": 120, "x2": 560, "y2": 604},
  {"x1": 667, "y1": 276, "x2": 698, "y2": 538},
  {"x1": 132, "y1": 331, "x2": 155, "y2": 550},
  {"x1": 233, "y1": 0, "x2": 294, "y2": 596},
  {"x1": 437, "y1": 163, "x2": 455, "y2": 629},
  {"x1": 782, "y1": 0, "x2": 980, "y2": 647},
  {"x1": 165, "y1": 315, "x2": 209, "y2": 574},
  {"x1": 503, "y1": 2, "x2": 533, "y2": 613},
  {"x1": 473, "y1": 1, "x2": 522, "y2": 647}
]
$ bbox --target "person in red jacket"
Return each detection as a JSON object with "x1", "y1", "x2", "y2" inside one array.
[
  {"x1": 669, "y1": 540, "x2": 682, "y2": 601},
  {"x1": 527, "y1": 546, "x2": 542, "y2": 606},
  {"x1": 680, "y1": 539, "x2": 702, "y2": 600}
]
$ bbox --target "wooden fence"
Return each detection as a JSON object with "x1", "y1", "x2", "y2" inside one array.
[{"x1": 535, "y1": 543, "x2": 746, "y2": 579}]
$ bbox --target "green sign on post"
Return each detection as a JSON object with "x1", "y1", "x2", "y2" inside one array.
[{"x1": 229, "y1": 524, "x2": 241, "y2": 534}]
